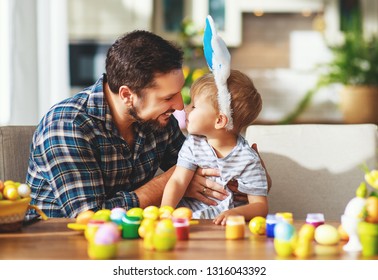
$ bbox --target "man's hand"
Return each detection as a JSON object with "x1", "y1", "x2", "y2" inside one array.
[
  {"x1": 227, "y1": 143, "x2": 272, "y2": 203},
  {"x1": 227, "y1": 179, "x2": 248, "y2": 203},
  {"x1": 183, "y1": 143, "x2": 271, "y2": 205},
  {"x1": 184, "y1": 168, "x2": 228, "y2": 206}
]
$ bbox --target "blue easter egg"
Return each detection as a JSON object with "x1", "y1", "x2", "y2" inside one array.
[
  {"x1": 274, "y1": 221, "x2": 295, "y2": 241},
  {"x1": 110, "y1": 208, "x2": 127, "y2": 224}
]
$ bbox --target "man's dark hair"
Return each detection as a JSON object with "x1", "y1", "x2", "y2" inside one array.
[{"x1": 105, "y1": 30, "x2": 184, "y2": 94}]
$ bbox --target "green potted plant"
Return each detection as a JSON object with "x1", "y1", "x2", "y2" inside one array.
[{"x1": 280, "y1": 14, "x2": 378, "y2": 124}]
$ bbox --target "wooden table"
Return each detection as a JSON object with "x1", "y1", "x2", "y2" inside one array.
[{"x1": 0, "y1": 218, "x2": 376, "y2": 260}]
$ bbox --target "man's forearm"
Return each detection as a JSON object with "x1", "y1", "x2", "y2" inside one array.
[{"x1": 134, "y1": 166, "x2": 175, "y2": 208}]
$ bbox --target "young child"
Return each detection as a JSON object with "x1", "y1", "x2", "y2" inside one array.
[{"x1": 161, "y1": 69, "x2": 268, "y2": 225}]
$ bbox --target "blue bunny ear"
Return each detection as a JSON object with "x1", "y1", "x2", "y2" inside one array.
[
  {"x1": 202, "y1": 15, "x2": 233, "y2": 130},
  {"x1": 203, "y1": 16, "x2": 214, "y2": 70}
]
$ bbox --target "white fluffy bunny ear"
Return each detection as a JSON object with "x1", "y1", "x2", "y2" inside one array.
[{"x1": 203, "y1": 15, "x2": 233, "y2": 130}]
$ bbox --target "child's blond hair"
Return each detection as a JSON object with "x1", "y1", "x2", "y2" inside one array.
[{"x1": 190, "y1": 69, "x2": 262, "y2": 134}]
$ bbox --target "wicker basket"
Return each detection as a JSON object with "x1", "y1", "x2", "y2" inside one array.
[{"x1": 0, "y1": 197, "x2": 31, "y2": 232}]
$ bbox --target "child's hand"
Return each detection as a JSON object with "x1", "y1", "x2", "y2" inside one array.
[{"x1": 213, "y1": 209, "x2": 236, "y2": 226}]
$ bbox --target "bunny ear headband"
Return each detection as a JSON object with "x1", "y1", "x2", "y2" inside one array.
[{"x1": 203, "y1": 15, "x2": 233, "y2": 130}]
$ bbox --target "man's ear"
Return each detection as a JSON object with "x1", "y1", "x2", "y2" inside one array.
[
  {"x1": 215, "y1": 112, "x2": 228, "y2": 129},
  {"x1": 119, "y1": 85, "x2": 133, "y2": 106}
]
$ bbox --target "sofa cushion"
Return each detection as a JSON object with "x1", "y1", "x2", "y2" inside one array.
[{"x1": 0, "y1": 126, "x2": 36, "y2": 183}]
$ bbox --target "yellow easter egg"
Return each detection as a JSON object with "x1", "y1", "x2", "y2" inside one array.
[
  {"x1": 314, "y1": 224, "x2": 340, "y2": 245},
  {"x1": 88, "y1": 243, "x2": 117, "y2": 260},
  {"x1": 159, "y1": 205, "x2": 174, "y2": 219},
  {"x1": 294, "y1": 238, "x2": 313, "y2": 259},
  {"x1": 138, "y1": 218, "x2": 156, "y2": 238},
  {"x1": 155, "y1": 219, "x2": 175, "y2": 235},
  {"x1": 76, "y1": 210, "x2": 95, "y2": 225},
  {"x1": 274, "y1": 238, "x2": 294, "y2": 258},
  {"x1": 248, "y1": 216, "x2": 266, "y2": 235},
  {"x1": 92, "y1": 209, "x2": 111, "y2": 221},
  {"x1": 172, "y1": 207, "x2": 192, "y2": 220},
  {"x1": 143, "y1": 206, "x2": 160, "y2": 220},
  {"x1": 298, "y1": 224, "x2": 315, "y2": 241},
  {"x1": 337, "y1": 224, "x2": 349, "y2": 241},
  {"x1": 127, "y1": 207, "x2": 144, "y2": 219},
  {"x1": 3, "y1": 185, "x2": 19, "y2": 200},
  {"x1": 143, "y1": 231, "x2": 155, "y2": 250}
]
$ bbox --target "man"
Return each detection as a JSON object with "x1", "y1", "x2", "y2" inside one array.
[{"x1": 26, "y1": 30, "x2": 270, "y2": 220}]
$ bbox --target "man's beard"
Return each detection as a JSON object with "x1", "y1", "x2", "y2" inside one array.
[{"x1": 128, "y1": 105, "x2": 166, "y2": 132}]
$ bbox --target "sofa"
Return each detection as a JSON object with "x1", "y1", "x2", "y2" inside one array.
[{"x1": 0, "y1": 126, "x2": 36, "y2": 183}]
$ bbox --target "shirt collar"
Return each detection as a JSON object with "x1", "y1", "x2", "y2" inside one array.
[{"x1": 86, "y1": 74, "x2": 116, "y2": 132}]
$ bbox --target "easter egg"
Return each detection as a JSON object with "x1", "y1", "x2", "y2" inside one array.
[
  {"x1": 76, "y1": 210, "x2": 95, "y2": 225},
  {"x1": 85, "y1": 220, "x2": 105, "y2": 242},
  {"x1": 337, "y1": 224, "x2": 349, "y2": 241},
  {"x1": 274, "y1": 238, "x2": 295, "y2": 257},
  {"x1": 294, "y1": 238, "x2": 313, "y2": 258},
  {"x1": 298, "y1": 224, "x2": 315, "y2": 241},
  {"x1": 365, "y1": 196, "x2": 378, "y2": 223},
  {"x1": 3, "y1": 180, "x2": 16, "y2": 187},
  {"x1": 248, "y1": 216, "x2": 266, "y2": 235},
  {"x1": 314, "y1": 224, "x2": 340, "y2": 245},
  {"x1": 143, "y1": 206, "x2": 160, "y2": 220},
  {"x1": 138, "y1": 218, "x2": 156, "y2": 238},
  {"x1": 153, "y1": 234, "x2": 177, "y2": 251},
  {"x1": 143, "y1": 230, "x2": 155, "y2": 250},
  {"x1": 94, "y1": 222, "x2": 121, "y2": 244},
  {"x1": 153, "y1": 219, "x2": 177, "y2": 251},
  {"x1": 17, "y1": 183, "x2": 31, "y2": 198},
  {"x1": 159, "y1": 205, "x2": 174, "y2": 219},
  {"x1": 110, "y1": 208, "x2": 126, "y2": 224},
  {"x1": 3, "y1": 185, "x2": 19, "y2": 200},
  {"x1": 88, "y1": 243, "x2": 117, "y2": 260},
  {"x1": 92, "y1": 209, "x2": 111, "y2": 221},
  {"x1": 127, "y1": 207, "x2": 144, "y2": 219},
  {"x1": 344, "y1": 197, "x2": 366, "y2": 218},
  {"x1": 155, "y1": 219, "x2": 175, "y2": 236},
  {"x1": 172, "y1": 207, "x2": 192, "y2": 220},
  {"x1": 274, "y1": 221, "x2": 295, "y2": 241}
]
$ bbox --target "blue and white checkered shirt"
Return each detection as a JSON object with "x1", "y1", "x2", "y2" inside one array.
[
  {"x1": 26, "y1": 75, "x2": 185, "y2": 220},
  {"x1": 178, "y1": 134, "x2": 268, "y2": 219}
]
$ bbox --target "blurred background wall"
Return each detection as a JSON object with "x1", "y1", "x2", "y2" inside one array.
[{"x1": 1, "y1": 0, "x2": 377, "y2": 125}]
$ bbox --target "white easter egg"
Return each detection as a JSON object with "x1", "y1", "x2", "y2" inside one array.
[
  {"x1": 314, "y1": 224, "x2": 340, "y2": 245},
  {"x1": 17, "y1": 183, "x2": 31, "y2": 198},
  {"x1": 344, "y1": 197, "x2": 366, "y2": 217}
]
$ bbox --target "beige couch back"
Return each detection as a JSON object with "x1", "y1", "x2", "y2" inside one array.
[
  {"x1": 246, "y1": 124, "x2": 378, "y2": 221},
  {"x1": 0, "y1": 126, "x2": 36, "y2": 183}
]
